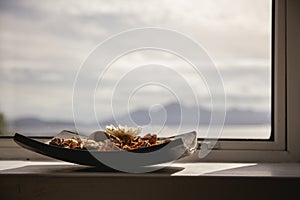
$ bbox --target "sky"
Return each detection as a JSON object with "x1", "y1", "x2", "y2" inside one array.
[{"x1": 0, "y1": 0, "x2": 271, "y2": 122}]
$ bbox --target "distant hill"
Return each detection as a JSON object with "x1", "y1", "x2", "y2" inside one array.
[
  {"x1": 9, "y1": 117, "x2": 77, "y2": 136},
  {"x1": 10, "y1": 102, "x2": 270, "y2": 128},
  {"x1": 224, "y1": 108, "x2": 270, "y2": 125},
  {"x1": 99, "y1": 102, "x2": 270, "y2": 126},
  {"x1": 8, "y1": 103, "x2": 270, "y2": 136},
  {"x1": 11, "y1": 117, "x2": 75, "y2": 127}
]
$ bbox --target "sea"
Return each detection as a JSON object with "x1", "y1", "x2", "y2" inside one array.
[{"x1": 8, "y1": 124, "x2": 271, "y2": 140}]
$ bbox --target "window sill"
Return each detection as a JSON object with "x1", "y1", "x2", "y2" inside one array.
[{"x1": 1, "y1": 161, "x2": 299, "y2": 199}]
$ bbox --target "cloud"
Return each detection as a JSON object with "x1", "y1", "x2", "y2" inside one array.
[{"x1": 0, "y1": 0, "x2": 272, "y2": 121}]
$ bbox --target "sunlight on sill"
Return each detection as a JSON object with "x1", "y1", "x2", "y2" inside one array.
[{"x1": 170, "y1": 163, "x2": 257, "y2": 176}]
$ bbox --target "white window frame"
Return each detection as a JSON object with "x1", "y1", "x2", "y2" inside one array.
[
  {"x1": 187, "y1": 0, "x2": 300, "y2": 162},
  {"x1": 207, "y1": 0, "x2": 286, "y2": 151},
  {"x1": 1, "y1": 0, "x2": 299, "y2": 162}
]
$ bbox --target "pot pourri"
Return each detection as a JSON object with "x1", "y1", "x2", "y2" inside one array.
[{"x1": 49, "y1": 125, "x2": 172, "y2": 151}]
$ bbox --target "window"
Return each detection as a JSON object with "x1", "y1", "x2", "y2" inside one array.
[
  {"x1": 0, "y1": 0, "x2": 271, "y2": 138},
  {"x1": 1, "y1": 0, "x2": 299, "y2": 162}
]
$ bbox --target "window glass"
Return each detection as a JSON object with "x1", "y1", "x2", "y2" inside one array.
[{"x1": 0, "y1": 0, "x2": 271, "y2": 139}]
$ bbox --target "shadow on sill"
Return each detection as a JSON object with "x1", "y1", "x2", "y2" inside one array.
[{"x1": 0, "y1": 164, "x2": 185, "y2": 175}]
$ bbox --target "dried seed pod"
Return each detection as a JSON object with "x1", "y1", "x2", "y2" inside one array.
[
  {"x1": 49, "y1": 138, "x2": 62, "y2": 146},
  {"x1": 149, "y1": 134, "x2": 157, "y2": 144},
  {"x1": 141, "y1": 133, "x2": 152, "y2": 140}
]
